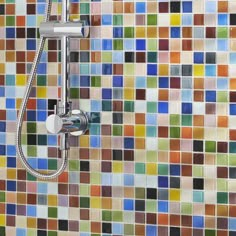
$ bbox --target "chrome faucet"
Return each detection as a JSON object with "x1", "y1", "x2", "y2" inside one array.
[{"x1": 16, "y1": 0, "x2": 90, "y2": 180}]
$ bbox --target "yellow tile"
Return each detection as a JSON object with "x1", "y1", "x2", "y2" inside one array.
[
  {"x1": 37, "y1": 87, "x2": 46, "y2": 98},
  {"x1": 170, "y1": 189, "x2": 180, "y2": 201},
  {"x1": 194, "y1": 65, "x2": 205, "y2": 76},
  {"x1": 16, "y1": 75, "x2": 27, "y2": 86},
  {"x1": 113, "y1": 162, "x2": 123, "y2": 173},
  {"x1": 135, "y1": 125, "x2": 146, "y2": 137},
  {"x1": 159, "y1": 64, "x2": 169, "y2": 76},
  {"x1": 91, "y1": 197, "x2": 101, "y2": 209},
  {"x1": 16, "y1": 99, "x2": 22, "y2": 109},
  {"x1": 0, "y1": 215, "x2": 5, "y2": 226},
  {"x1": 48, "y1": 195, "x2": 58, "y2": 206},
  {"x1": 170, "y1": 14, "x2": 181, "y2": 26},
  {"x1": 0, "y1": 63, "x2": 5, "y2": 74},
  {"x1": 136, "y1": 27, "x2": 146, "y2": 38},
  {"x1": 124, "y1": 77, "x2": 134, "y2": 87},
  {"x1": 79, "y1": 136, "x2": 89, "y2": 147},
  {"x1": 0, "y1": 156, "x2": 6, "y2": 167},
  {"x1": 147, "y1": 27, "x2": 158, "y2": 38},
  {"x1": 146, "y1": 163, "x2": 157, "y2": 175},
  {"x1": 7, "y1": 169, "x2": 16, "y2": 179},
  {"x1": 124, "y1": 88, "x2": 134, "y2": 100},
  {"x1": 27, "y1": 218, "x2": 37, "y2": 228}
]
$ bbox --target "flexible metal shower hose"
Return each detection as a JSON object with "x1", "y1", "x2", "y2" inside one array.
[{"x1": 16, "y1": 0, "x2": 68, "y2": 180}]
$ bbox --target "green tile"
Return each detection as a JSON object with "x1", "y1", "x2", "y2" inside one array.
[
  {"x1": 217, "y1": 91, "x2": 228, "y2": 102},
  {"x1": 102, "y1": 101, "x2": 112, "y2": 111},
  {"x1": 170, "y1": 127, "x2": 180, "y2": 138},
  {"x1": 147, "y1": 102, "x2": 157, "y2": 113},
  {"x1": 91, "y1": 76, "x2": 101, "y2": 87},
  {"x1": 80, "y1": 222, "x2": 89, "y2": 232},
  {"x1": 217, "y1": 154, "x2": 228, "y2": 165},
  {"x1": 146, "y1": 200, "x2": 156, "y2": 213},
  {"x1": 147, "y1": 151, "x2": 157, "y2": 162},
  {"x1": 80, "y1": 3, "x2": 90, "y2": 14},
  {"x1": 147, "y1": 126, "x2": 156, "y2": 137},
  {"x1": 0, "y1": 228, "x2": 5, "y2": 236},
  {"x1": 170, "y1": 114, "x2": 180, "y2": 126},
  {"x1": 217, "y1": 192, "x2": 228, "y2": 204},
  {"x1": 38, "y1": 135, "x2": 47, "y2": 145},
  {"x1": 112, "y1": 211, "x2": 123, "y2": 222},
  {"x1": 114, "y1": 39, "x2": 123, "y2": 50},
  {"x1": 217, "y1": 179, "x2": 228, "y2": 191},
  {"x1": 229, "y1": 154, "x2": 236, "y2": 166},
  {"x1": 147, "y1": 77, "x2": 157, "y2": 88},
  {"x1": 158, "y1": 164, "x2": 168, "y2": 175},
  {"x1": 27, "y1": 146, "x2": 37, "y2": 156},
  {"x1": 148, "y1": 52, "x2": 157, "y2": 63},
  {"x1": 6, "y1": 16, "x2": 15, "y2": 26},
  {"x1": 37, "y1": 75, "x2": 46, "y2": 86},
  {"x1": 193, "y1": 191, "x2": 204, "y2": 203},
  {"x1": 102, "y1": 52, "x2": 112, "y2": 63},
  {"x1": 158, "y1": 139, "x2": 169, "y2": 151},
  {"x1": 80, "y1": 185, "x2": 89, "y2": 196},
  {"x1": 0, "y1": 192, "x2": 5, "y2": 202},
  {"x1": 27, "y1": 123, "x2": 36, "y2": 133},
  {"x1": 124, "y1": 224, "x2": 134, "y2": 235},
  {"x1": 69, "y1": 160, "x2": 79, "y2": 171},
  {"x1": 90, "y1": 124, "x2": 100, "y2": 135},
  {"x1": 48, "y1": 232, "x2": 57, "y2": 236},
  {"x1": 205, "y1": 141, "x2": 216, "y2": 153},
  {"x1": 113, "y1": 15, "x2": 123, "y2": 25},
  {"x1": 135, "y1": 188, "x2": 145, "y2": 199},
  {"x1": 102, "y1": 211, "x2": 112, "y2": 221},
  {"x1": 113, "y1": 125, "x2": 122, "y2": 136},
  {"x1": 124, "y1": 27, "x2": 134, "y2": 38},
  {"x1": 70, "y1": 88, "x2": 79, "y2": 98},
  {"x1": 124, "y1": 101, "x2": 134, "y2": 112},
  {"x1": 135, "y1": 163, "x2": 145, "y2": 174},
  {"x1": 193, "y1": 166, "x2": 203, "y2": 177},
  {"x1": 148, "y1": 39, "x2": 157, "y2": 51},
  {"x1": 48, "y1": 159, "x2": 57, "y2": 170},
  {"x1": 27, "y1": 173, "x2": 36, "y2": 181},
  {"x1": 181, "y1": 203, "x2": 192, "y2": 214},
  {"x1": 48, "y1": 207, "x2": 57, "y2": 218},
  {"x1": 205, "y1": 230, "x2": 216, "y2": 236},
  {"x1": 80, "y1": 197, "x2": 90, "y2": 208},
  {"x1": 91, "y1": 173, "x2": 100, "y2": 185},
  {"x1": 217, "y1": 27, "x2": 228, "y2": 38},
  {"x1": 147, "y1": 14, "x2": 157, "y2": 25},
  {"x1": 182, "y1": 115, "x2": 192, "y2": 126}
]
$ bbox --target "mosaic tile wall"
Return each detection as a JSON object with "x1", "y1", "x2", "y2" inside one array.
[{"x1": 2, "y1": 0, "x2": 236, "y2": 235}]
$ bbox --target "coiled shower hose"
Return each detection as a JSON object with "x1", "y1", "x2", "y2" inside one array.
[{"x1": 16, "y1": 0, "x2": 68, "y2": 180}]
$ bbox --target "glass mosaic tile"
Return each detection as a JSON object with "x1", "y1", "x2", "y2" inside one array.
[{"x1": 2, "y1": 0, "x2": 236, "y2": 235}]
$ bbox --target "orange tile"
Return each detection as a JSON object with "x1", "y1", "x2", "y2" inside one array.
[
  {"x1": 158, "y1": 90, "x2": 169, "y2": 101},
  {"x1": 230, "y1": 79, "x2": 236, "y2": 90},
  {"x1": 135, "y1": 113, "x2": 145, "y2": 124},
  {"x1": 218, "y1": 1, "x2": 228, "y2": 12},
  {"x1": 170, "y1": 139, "x2": 180, "y2": 151},
  {"x1": 91, "y1": 52, "x2": 101, "y2": 63},
  {"x1": 159, "y1": 27, "x2": 169, "y2": 38},
  {"x1": 91, "y1": 222, "x2": 101, "y2": 233},
  {"x1": 181, "y1": 127, "x2": 192, "y2": 139},
  {"x1": 193, "y1": 115, "x2": 204, "y2": 126},
  {"x1": 91, "y1": 185, "x2": 101, "y2": 196},
  {"x1": 170, "y1": 152, "x2": 180, "y2": 163},
  {"x1": 16, "y1": 16, "x2": 25, "y2": 27},
  {"x1": 135, "y1": 138, "x2": 145, "y2": 149},
  {"x1": 231, "y1": 27, "x2": 236, "y2": 38},
  {"x1": 158, "y1": 214, "x2": 169, "y2": 225},
  {"x1": 218, "y1": 65, "x2": 228, "y2": 77},
  {"x1": 229, "y1": 206, "x2": 236, "y2": 217},
  {"x1": 124, "y1": 3, "x2": 134, "y2": 13},
  {"x1": 194, "y1": 78, "x2": 204, "y2": 89},
  {"x1": 218, "y1": 116, "x2": 228, "y2": 127},
  {"x1": 181, "y1": 152, "x2": 192, "y2": 164},
  {"x1": 102, "y1": 198, "x2": 112, "y2": 209},
  {"x1": 230, "y1": 130, "x2": 236, "y2": 140},
  {"x1": 182, "y1": 27, "x2": 192, "y2": 38},
  {"x1": 170, "y1": 52, "x2": 180, "y2": 63},
  {"x1": 27, "y1": 99, "x2": 36, "y2": 109},
  {"x1": 205, "y1": 204, "x2": 215, "y2": 216},
  {"x1": 124, "y1": 125, "x2": 134, "y2": 137},
  {"x1": 113, "y1": 2, "x2": 123, "y2": 13},
  {"x1": 58, "y1": 172, "x2": 68, "y2": 183},
  {"x1": 48, "y1": 219, "x2": 57, "y2": 230},
  {"x1": 6, "y1": 4, "x2": 15, "y2": 14}
]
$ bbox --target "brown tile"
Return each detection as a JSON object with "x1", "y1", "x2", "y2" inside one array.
[
  {"x1": 135, "y1": 225, "x2": 145, "y2": 236},
  {"x1": 48, "y1": 52, "x2": 58, "y2": 62},
  {"x1": 58, "y1": 184, "x2": 68, "y2": 194},
  {"x1": 37, "y1": 219, "x2": 47, "y2": 229},
  {"x1": 27, "y1": 4, "x2": 36, "y2": 14},
  {"x1": 48, "y1": 219, "x2": 57, "y2": 230},
  {"x1": 27, "y1": 194, "x2": 36, "y2": 204},
  {"x1": 181, "y1": 228, "x2": 192, "y2": 236},
  {"x1": 7, "y1": 216, "x2": 15, "y2": 227},
  {"x1": 136, "y1": 52, "x2": 146, "y2": 63},
  {"x1": 80, "y1": 209, "x2": 89, "y2": 220},
  {"x1": 16, "y1": 51, "x2": 25, "y2": 62},
  {"x1": 69, "y1": 220, "x2": 79, "y2": 232},
  {"x1": 91, "y1": 15, "x2": 101, "y2": 26},
  {"x1": 124, "y1": 150, "x2": 134, "y2": 161},
  {"x1": 217, "y1": 218, "x2": 228, "y2": 229},
  {"x1": 80, "y1": 149, "x2": 89, "y2": 159},
  {"x1": 6, "y1": 40, "x2": 15, "y2": 50},
  {"x1": 217, "y1": 142, "x2": 228, "y2": 153},
  {"x1": 125, "y1": 2, "x2": 134, "y2": 13},
  {"x1": 146, "y1": 213, "x2": 156, "y2": 224},
  {"x1": 182, "y1": 165, "x2": 192, "y2": 176},
  {"x1": 102, "y1": 125, "x2": 111, "y2": 136},
  {"x1": 194, "y1": 14, "x2": 204, "y2": 25},
  {"x1": 182, "y1": 40, "x2": 192, "y2": 51},
  {"x1": 69, "y1": 196, "x2": 79, "y2": 207},
  {"x1": 113, "y1": 2, "x2": 123, "y2": 13},
  {"x1": 193, "y1": 115, "x2": 204, "y2": 126},
  {"x1": 135, "y1": 212, "x2": 145, "y2": 224},
  {"x1": 136, "y1": 89, "x2": 146, "y2": 100},
  {"x1": 135, "y1": 113, "x2": 145, "y2": 124},
  {"x1": 170, "y1": 215, "x2": 180, "y2": 226},
  {"x1": 113, "y1": 101, "x2": 123, "y2": 111},
  {"x1": 6, "y1": 4, "x2": 15, "y2": 14},
  {"x1": 17, "y1": 63, "x2": 25, "y2": 74},
  {"x1": 182, "y1": 216, "x2": 192, "y2": 227},
  {"x1": 80, "y1": 88, "x2": 90, "y2": 99},
  {"x1": 101, "y1": 161, "x2": 111, "y2": 172},
  {"x1": 218, "y1": 1, "x2": 228, "y2": 12},
  {"x1": 102, "y1": 149, "x2": 111, "y2": 160},
  {"x1": 194, "y1": 91, "x2": 204, "y2": 102},
  {"x1": 159, "y1": 90, "x2": 168, "y2": 101},
  {"x1": 158, "y1": 127, "x2": 168, "y2": 138},
  {"x1": 206, "y1": 27, "x2": 216, "y2": 38},
  {"x1": 229, "y1": 206, "x2": 236, "y2": 217},
  {"x1": 91, "y1": 222, "x2": 101, "y2": 233},
  {"x1": 113, "y1": 64, "x2": 123, "y2": 75},
  {"x1": 206, "y1": 103, "x2": 216, "y2": 114},
  {"x1": 159, "y1": 27, "x2": 169, "y2": 38},
  {"x1": 181, "y1": 152, "x2": 192, "y2": 164},
  {"x1": 170, "y1": 139, "x2": 180, "y2": 151},
  {"x1": 182, "y1": 27, "x2": 192, "y2": 38},
  {"x1": 80, "y1": 172, "x2": 90, "y2": 184},
  {"x1": 69, "y1": 184, "x2": 79, "y2": 195},
  {"x1": 159, "y1": 2, "x2": 169, "y2": 13}
]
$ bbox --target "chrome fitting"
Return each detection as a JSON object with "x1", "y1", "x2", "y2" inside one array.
[{"x1": 39, "y1": 20, "x2": 89, "y2": 38}]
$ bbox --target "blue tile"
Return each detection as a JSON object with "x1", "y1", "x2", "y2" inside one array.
[
  {"x1": 27, "y1": 39, "x2": 36, "y2": 50},
  {"x1": 158, "y1": 102, "x2": 168, "y2": 113},
  {"x1": 159, "y1": 77, "x2": 169, "y2": 88},
  {"x1": 182, "y1": 1, "x2": 192, "y2": 13},
  {"x1": 147, "y1": 64, "x2": 157, "y2": 76},
  {"x1": 113, "y1": 27, "x2": 123, "y2": 38},
  {"x1": 113, "y1": 76, "x2": 123, "y2": 87},
  {"x1": 193, "y1": 216, "x2": 204, "y2": 228},
  {"x1": 230, "y1": 104, "x2": 236, "y2": 115},
  {"x1": 102, "y1": 15, "x2": 112, "y2": 25},
  {"x1": 194, "y1": 52, "x2": 204, "y2": 64},
  {"x1": 124, "y1": 199, "x2": 134, "y2": 211},
  {"x1": 37, "y1": 99, "x2": 47, "y2": 110},
  {"x1": 182, "y1": 103, "x2": 192, "y2": 114},
  {"x1": 102, "y1": 89, "x2": 112, "y2": 99},
  {"x1": 206, "y1": 91, "x2": 216, "y2": 102},
  {"x1": 136, "y1": 2, "x2": 146, "y2": 13},
  {"x1": 146, "y1": 226, "x2": 157, "y2": 236},
  {"x1": 171, "y1": 27, "x2": 180, "y2": 38},
  {"x1": 0, "y1": 122, "x2": 6, "y2": 132},
  {"x1": 7, "y1": 180, "x2": 16, "y2": 191},
  {"x1": 37, "y1": 111, "x2": 46, "y2": 121},
  {"x1": 90, "y1": 136, "x2": 101, "y2": 148},
  {"x1": 6, "y1": 98, "x2": 15, "y2": 109},
  {"x1": 158, "y1": 201, "x2": 168, "y2": 213},
  {"x1": 80, "y1": 76, "x2": 90, "y2": 87},
  {"x1": 218, "y1": 14, "x2": 228, "y2": 25},
  {"x1": 27, "y1": 205, "x2": 36, "y2": 217},
  {"x1": 124, "y1": 174, "x2": 134, "y2": 186},
  {"x1": 38, "y1": 159, "x2": 48, "y2": 170},
  {"x1": 124, "y1": 138, "x2": 134, "y2": 149},
  {"x1": 158, "y1": 176, "x2": 168, "y2": 188},
  {"x1": 6, "y1": 28, "x2": 15, "y2": 38},
  {"x1": 170, "y1": 165, "x2": 181, "y2": 176},
  {"x1": 136, "y1": 39, "x2": 146, "y2": 50},
  {"x1": 7, "y1": 204, "x2": 16, "y2": 215},
  {"x1": 102, "y1": 64, "x2": 112, "y2": 75},
  {"x1": 102, "y1": 39, "x2": 112, "y2": 50}
]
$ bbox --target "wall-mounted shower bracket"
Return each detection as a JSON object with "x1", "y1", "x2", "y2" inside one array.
[{"x1": 39, "y1": 21, "x2": 89, "y2": 38}]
